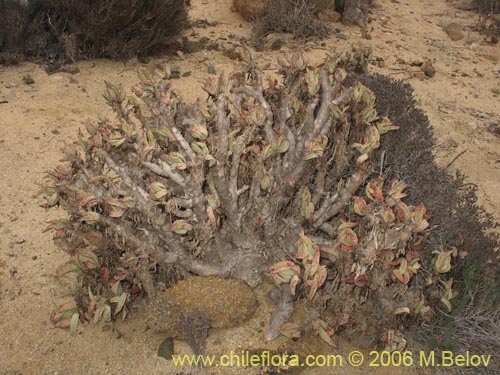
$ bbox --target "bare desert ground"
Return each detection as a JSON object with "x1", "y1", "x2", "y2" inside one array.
[{"x1": 0, "y1": 0, "x2": 499, "y2": 374}]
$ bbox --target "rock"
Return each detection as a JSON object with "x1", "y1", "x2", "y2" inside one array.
[
  {"x1": 45, "y1": 63, "x2": 62, "y2": 75},
  {"x1": 339, "y1": 0, "x2": 372, "y2": 27},
  {"x1": 233, "y1": 0, "x2": 267, "y2": 21},
  {"x1": 158, "y1": 338, "x2": 175, "y2": 360},
  {"x1": 481, "y1": 51, "x2": 500, "y2": 62},
  {"x1": 146, "y1": 277, "x2": 257, "y2": 352},
  {"x1": 265, "y1": 32, "x2": 294, "y2": 44},
  {"x1": 207, "y1": 65, "x2": 217, "y2": 75},
  {"x1": 271, "y1": 39, "x2": 283, "y2": 51},
  {"x1": 61, "y1": 65, "x2": 80, "y2": 75},
  {"x1": 264, "y1": 32, "x2": 293, "y2": 50},
  {"x1": 421, "y1": 59, "x2": 436, "y2": 78},
  {"x1": 412, "y1": 71, "x2": 426, "y2": 81},
  {"x1": 444, "y1": 23, "x2": 464, "y2": 41},
  {"x1": 487, "y1": 124, "x2": 500, "y2": 138},
  {"x1": 169, "y1": 65, "x2": 181, "y2": 79},
  {"x1": 492, "y1": 88, "x2": 500, "y2": 95},
  {"x1": 22, "y1": 74, "x2": 35, "y2": 85}
]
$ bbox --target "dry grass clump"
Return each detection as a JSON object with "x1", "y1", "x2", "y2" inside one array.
[
  {"x1": 252, "y1": 0, "x2": 331, "y2": 39},
  {"x1": 0, "y1": 0, "x2": 189, "y2": 64},
  {"x1": 0, "y1": 0, "x2": 28, "y2": 64},
  {"x1": 474, "y1": 0, "x2": 500, "y2": 39},
  {"x1": 475, "y1": 0, "x2": 500, "y2": 13},
  {"x1": 353, "y1": 73, "x2": 499, "y2": 366},
  {"x1": 56, "y1": 0, "x2": 189, "y2": 59}
]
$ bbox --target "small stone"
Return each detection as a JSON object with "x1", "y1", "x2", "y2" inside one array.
[
  {"x1": 492, "y1": 88, "x2": 500, "y2": 95},
  {"x1": 468, "y1": 122, "x2": 478, "y2": 130},
  {"x1": 45, "y1": 63, "x2": 62, "y2": 74},
  {"x1": 361, "y1": 27, "x2": 372, "y2": 40},
  {"x1": 206, "y1": 41, "x2": 220, "y2": 51},
  {"x1": 169, "y1": 65, "x2": 181, "y2": 79},
  {"x1": 254, "y1": 41, "x2": 265, "y2": 52},
  {"x1": 421, "y1": 60, "x2": 436, "y2": 78},
  {"x1": 22, "y1": 74, "x2": 35, "y2": 85},
  {"x1": 271, "y1": 39, "x2": 283, "y2": 51},
  {"x1": 62, "y1": 65, "x2": 80, "y2": 75},
  {"x1": 481, "y1": 51, "x2": 500, "y2": 62},
  {"x1": 487, "y1": 124, "x2": 500, "y2": 137},
  {"x1": 412, "y1": 71, "x2": 426, "y2": 80},
  {"x1": 158, "y1": 338, "x2": 175, "y2": 360},
  {"x1": 444, "y1": 23, "x2": 464, "y2": 41},
  {"x1": 182, "y1": 71, "x2": 192, "y2": 78},
  {"x1": 51, "y1": 129, "x2": 60, "y2": 135},
  {"x1": 305, "y1": 41, "x2": 316, "y2": 49},
  {"x1": 207, "y1": 65, "x2": 217, "y2": 75}
]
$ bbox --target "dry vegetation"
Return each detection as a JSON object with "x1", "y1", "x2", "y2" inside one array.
[
  {"x1": 0, "y1": 0, "x2": 189, "y2": 63},
  {"x1": 252, "y1": 0, "x2": 332, "y2": 39},
  {"x1": 1, "y1": 0, "x2": 499, "y2": 373}
]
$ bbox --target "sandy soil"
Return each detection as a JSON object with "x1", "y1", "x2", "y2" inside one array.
[{"x1": 0, "y1": 0, "x2": 498, "y2": 374}]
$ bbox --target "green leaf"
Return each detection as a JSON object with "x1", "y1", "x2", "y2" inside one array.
[
  {"x1": 396, "y1": 201, "x2": 411, "y2": 222},
  {"x1": 69, "y1": 313, "x2": 80, "y2": 336},
  {"x1": 353, "y1": 196, "x2": 367, "y2": 216},
  {"x1": 338, "y1": 228, "x2": 358, "y2": 247},
  {"x1": 296, "y1": 231, "x2": 315, "y2": 260},
  {"x1": 167, "y1": 152, "x2": 187, "y2": 170},
  {"x1": 381, "y1": 208, "x2": 396, "y2": 225},
  {"x1": 189, "y1": 124, "x2": 208, "y2": 140},
  {"x1": 366, "y1": 177, "x2": 384, "y2": 202},
  {"x1": 191, "y1": 141, "x2": 210, "y2": 156},
  {"x1": 279, "y1": 323, "x2": 302, "y2": 340},
  {"x1": 269, "y1": 261, "x2": 301, "y2": 284},
  {"x1": 377, "y1": 116, "x2": 400, "y2": 134},
  {"x1": 110, "y1": 292, "x2": 128, "y2": 315},
  {"x1": 148, "y1": 182, "x2": 169, "y2": 200},
  {"x1": 171, "y1": 220, "x2": 192, "y2": 235},
  {"x1": 301, "y1": 188, "x2": 314, "y2": 220},
  {"x1": 305, "y1": 69, "x2": 321, "y2": 96},
  {"x1": 434, "y1": 250, "x2": 452, "y2": 273}
]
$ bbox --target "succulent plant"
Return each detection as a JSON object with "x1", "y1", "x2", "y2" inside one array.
[{"x1": 42, "y1": 46, "x2": 457, "y2": 347}]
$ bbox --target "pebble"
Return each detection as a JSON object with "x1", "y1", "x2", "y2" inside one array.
[
  {"x1": 444, "y1": 23, "x2": 464, "y2": 41},
  {"x1": 468, "y1": 122, "x2": 478, "y2": 130},
  {"x1": 271, "y1": 39, "x2": 283, "y2": 51},
  {"x1": 421, "y1": 60, "x2": 436, "y2": 78},
  {"x1": 22, "y1": 75, "x2": 35, "y2": 85},
  {"x1": 207, "y1": 65, "x2": 217, "y2": 75}
]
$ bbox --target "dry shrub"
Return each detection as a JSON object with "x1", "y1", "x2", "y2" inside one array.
[
  {"x1": 253, "y1": 0, "x2": 330, "y2": 39},
  {"x1": 475, "y1": 0, "x2": 500, "y2": 13},
  {"x1": 473, "y1": 0, "x2": 500, "y2": 39},
  {"x1": 0, "y1": 0, "x2": 28, "y2": 64},
  {"x1": 55, "y1": 0, "x2": 189, "y2": 59},
  {"x1": 0, "y1": 0, "x2": 189, "y2": 64},
  {"x1": 353, "y1": 73, "x2": 500, "y2": 364}
]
